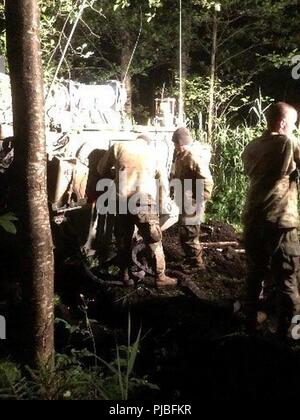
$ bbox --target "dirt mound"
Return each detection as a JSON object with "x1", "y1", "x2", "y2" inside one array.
[
  {"x1": 201, "y1": 221, "x2": 241, "y2": 243},
  {"x1": 204, "y1": 247, "x2": 246, "y2": 279},
  {"x1": 162, "y1": 225, "x2": 184, "y2": 262},
  {"x1": 163, "y1": 221, "x2": 246, "y2": 280}
]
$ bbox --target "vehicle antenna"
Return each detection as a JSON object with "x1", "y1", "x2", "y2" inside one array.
[
  {"x1": 45, "y1": 0, "x2": 89, "y2": 103},
  {"x1": 122, "y1": 8, "x2": 143, "y2": 84}
]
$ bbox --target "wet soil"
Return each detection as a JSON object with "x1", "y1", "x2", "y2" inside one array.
[{"x1": 163, "y1": 221, "x2": 246, "y2": 300}]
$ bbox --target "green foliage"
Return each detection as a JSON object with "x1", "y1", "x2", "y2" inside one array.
[
  {"x1": 2, "y1": 0, "x2": 299, "y2": 111},
  {"x1": 264, "y1": 49, "x2": 300, "y2": 69},
  {"x1": 1, "y1": 1, "x2": 298, "y2": 224},
  {"x1": 0, "y1": 354, "x2": 109, "y2": 400},
  {"x1": 248, "y1": 90, "x2": 274, "y2": 126},
  {"x1": 0, "y1": 361, "x2": 32, "y2": 401},
  {"x1": 0, "y1": 361, "x2": 22, "y2": 388},
  {"x1": 0, "y1": 315, "x2": 158, "y2": 400},
  {"x1": 108, "y1": 265, "x2": 120, "y2": 276},
  {"x1": 0, "y1": 212, "x2": 18, "y2": 234},
  {"x1": 184, "y1": 75, "x2": 270, "y2": 225},
  {"x1": 206, "y1": 123, "x2": 264, "y2": 224},
  {"x1": 185, "y1": 75, "x2": 251, "y2": 131}
]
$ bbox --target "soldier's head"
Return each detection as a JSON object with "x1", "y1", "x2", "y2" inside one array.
[
  {"x1": 266, "y1": 102, "x2": 298, "y2": 136},
  {"x1": 172, "y1": 127, "x2": 193, "y2": 151}
]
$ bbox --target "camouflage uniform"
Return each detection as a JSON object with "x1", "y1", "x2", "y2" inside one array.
[
  {"x1": 114, "y1": 209, "x2": 166, "y2": 279},
  {"x1": 97, "y1": 139, "x2": 170, "y2": 283},
  {"x1": 173, "y1": 143, "x2": 214, "y2": 266},
  {"x1": 242, "y1": 132, "x2": 300, "y2": 333}
]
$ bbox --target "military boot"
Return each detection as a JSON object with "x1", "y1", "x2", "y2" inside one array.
[
  {"x1": 156, "y1": 274, "x2": 178, "y2": 287},
  {"x1": 183, "y1": 255, "x2": 206, "y2": 274},
  {"x1": 120, "y1": 269, "x2": 135, "y2": 287}
]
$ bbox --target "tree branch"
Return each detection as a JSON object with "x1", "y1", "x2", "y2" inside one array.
[
  {"x1": 217, "y1": 44, "x2": 260, "y2": 70},
  {"x1": 79, "y1": 17, "x2": 101, "y2": 39},
  {"x1": 218, "y1": 12, "x2": 247, "y2": 40},
  {"x1": 46, "y1": 0, "x2": 81, "y2": 70},
  {"x1": 218, "y1": 24, "x2": 255, "y2": 48},
  {"x1": 87, "y1": 0, "x2": 105, "y2": 17},
  {"x1": 78, "y1": 27, "x2": 118, "y2": 72}
]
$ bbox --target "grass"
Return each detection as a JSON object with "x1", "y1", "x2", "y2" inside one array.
[{"x1": 0, "y1": 311, "x2": 158, "y2": 400}]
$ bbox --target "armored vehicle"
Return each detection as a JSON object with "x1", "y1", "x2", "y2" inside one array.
[{"x1": 0, "y1": 72, "x2": 179, "y2": 258}]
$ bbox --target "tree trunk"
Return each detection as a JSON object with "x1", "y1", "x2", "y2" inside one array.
[
  {"x1": 180, "y1": 7, "x2": 192, "y2": 121},
  {"x1": 5, "y1": 0, "x2": 54, "y2": 368},
  {"x1": 179, "y1": 29, "x2": 191, "y2": 126},
  {"x1": 121, "y1": 32, "x2": 133, "y2": 121},
  {"x1": 181, "y1": 45, "x2": 191, "y2": 94},
  {"x1": 207, "y1": 9, "x2": 218, "y2": 145}
]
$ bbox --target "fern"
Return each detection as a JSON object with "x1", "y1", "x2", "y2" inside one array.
[{"x1": 0, "y1": 314, "x2": 158, "y2": 400}]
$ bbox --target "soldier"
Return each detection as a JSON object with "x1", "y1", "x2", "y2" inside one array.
[
  {"x1": 172, "y1": 127, "x2": 214, "y2": 271},
  {"x1": 242, "y1": 102, "x2": 300, "y2": 338},
  {"x1": 97, "y1": 133, "x2": 177, "y2": 287}
]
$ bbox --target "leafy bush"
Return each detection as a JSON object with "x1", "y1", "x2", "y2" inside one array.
[
  {"x1": 0, "y1": 313, "x2": 158, "y2": 400},
  {"x1": 185, "y1": 75, "x2": 251, "y2": 133},
  {"x1": 0, "y1": 348, "x2": 157, "y2": 400}
]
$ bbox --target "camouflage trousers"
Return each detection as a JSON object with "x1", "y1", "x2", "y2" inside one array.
[
  {"x1": 244, "y1": 221, "x2": 300, "y2": 334},
  {"x1": 179, "y1": 213, "x2": 203, "y2": 265},
  {"x1": 115, "y1": 206, "x2": 166, "y2": 278}
]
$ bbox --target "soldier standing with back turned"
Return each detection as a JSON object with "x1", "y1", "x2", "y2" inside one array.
[
  {"x1": 242, "y1": 102, "x2": 300, "y2": 339},
  {"x1": 172, "y1": 127, "x2": 214, "y2": 271},
  {"x1": 97, "y1": 134, "x2": 177, "y2": 288}
]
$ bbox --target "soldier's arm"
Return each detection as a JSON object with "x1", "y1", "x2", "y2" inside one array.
[
  {"x1": 155, "y1": 161, "x2": 170, "y2": 212},
  {"x1": 203, "y1": 179, "x2": 214, "y2": 201},
  {"x1": 192, "y1": 155, "x2": 214, "y2": 201},
  {"x1": 293, "y1": 137, "x2": 300, "y2": 169},
  {"x1": 97, "y1": 145, "x2": 116, "y2": 179}
]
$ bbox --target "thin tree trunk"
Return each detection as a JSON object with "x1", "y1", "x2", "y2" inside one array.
[
  {"x1": 5, "y1": 0, "x2": 54, "y2": 368},
  {"x1": 179, "y1": 5, "x2": 191, "y2": 125},
  {"x1": 181, "y1": 46, "x2": 191, "y2": 94},
  {"x1": 121, "y1": 33, "x2": 133, "y2": 121},
  {"x1": 207, "y1": 8, "x2": 218, "y2": 144}
]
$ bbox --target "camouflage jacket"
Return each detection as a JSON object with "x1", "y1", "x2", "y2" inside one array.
[
  {"x1": 172, "y1": 142, "x2": 214, "y2": 201},
  {"x1": 97, "y1": 139, "x2": 169, "y2": 206},
  {"x1": 242, "y1": 131, "x2": 300, "y2": 228},
  {"x1": 172, "y1": 142, "x2": 214, "y2": 222}
]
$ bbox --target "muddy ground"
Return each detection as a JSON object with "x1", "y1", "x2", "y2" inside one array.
[
  {"x1": 163, "y1": 222, "x2": 246, "y2": 299},
  {"x1": 52, "y1": 220, "x2": 300, "y2": 400},
  {"x1": 1, "y1": 220, "x2": 300, "y2": 400}
]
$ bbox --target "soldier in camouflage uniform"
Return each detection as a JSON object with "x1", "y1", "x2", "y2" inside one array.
[
  {"x1": 97, "y1": 134, "x2": 177, "y2": 288},
  {"x1": 172, "y1": 127, "x2": 214, "y2": 270},
  {"x1": 242, "y1": 102, "x2": 300, "y2": 338}
]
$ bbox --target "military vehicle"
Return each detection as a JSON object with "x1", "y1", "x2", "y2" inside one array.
[{"x1": 0, "y1": 71, "x2": 179, "y2": 263}]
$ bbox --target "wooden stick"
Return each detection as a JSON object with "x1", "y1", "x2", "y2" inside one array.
[{"x1": 201, "y1": 241, "x2": 240, "y2": 248}]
